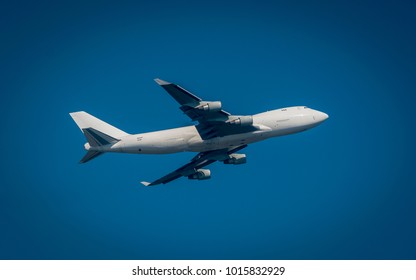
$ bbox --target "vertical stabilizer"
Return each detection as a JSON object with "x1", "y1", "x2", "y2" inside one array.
[{"x1": 69, "y1": 111, "x2": 129, "y2": 139}]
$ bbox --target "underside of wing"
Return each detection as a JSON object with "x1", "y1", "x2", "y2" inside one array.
[
  {"x1": 154, "y1": 78, "x2": 230, "y2": 122},
  {"x1": 154, "y1": 78, "x2": 257, "y2": 139},
  {"x1": 141, "y1": 145, "x2": 247, "y2": 186},
  {"x1": 195, "y1": 122, "x2": 258, "y2": 139}
]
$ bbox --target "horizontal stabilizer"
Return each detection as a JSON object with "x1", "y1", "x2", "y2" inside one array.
[
  {"x1": 82, "y1": 127, "x2": 119, "y2": 147},
  {"x1": 80, "y1": 150, "x2": 103, "y2": 163}
]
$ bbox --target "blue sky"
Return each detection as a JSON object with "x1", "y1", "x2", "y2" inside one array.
[{"x1": 1, "y1": 1, "x2": 415, "y2": 259}]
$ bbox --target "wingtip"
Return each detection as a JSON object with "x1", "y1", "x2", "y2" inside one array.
[
  {"x1": 140, "y1": 181, "x2": 152, "y2": 187},
  {"x1": 154, "y1": 78, "x2": 170, "y2": 86}
]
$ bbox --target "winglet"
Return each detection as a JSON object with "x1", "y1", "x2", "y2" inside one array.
[
  {"x1": 140, "y1": 181, "x2": 152, "y2": 187},
  {"x1": 154, "y1": 78, "x2": 170, "y2": 86}
]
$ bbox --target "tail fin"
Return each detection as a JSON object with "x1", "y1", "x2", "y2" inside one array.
[{"x1": 69, "y1": 111, "x2": 129, "y2": 163}]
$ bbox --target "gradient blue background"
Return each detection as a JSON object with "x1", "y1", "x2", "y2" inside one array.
[{"x1": 1, "y1": 1, "x2": 415, "y2": 259}]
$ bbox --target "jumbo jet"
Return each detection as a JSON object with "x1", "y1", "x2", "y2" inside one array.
[{"x1": 70, "y1": 78, "x2": 328, "y2": 186}]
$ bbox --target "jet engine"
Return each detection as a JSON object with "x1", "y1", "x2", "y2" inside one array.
[
  {"x1": 227, "y1": 115, "x2": 253, "y2": 126},
  {"x1": 223, "y1": 153, "x2": 247, "y2": 165},
  {"x1": 188, "y1": 169, "x2": 211, "y2": 180},
  {"x1": 196, "y1": 101, "x2": 222, "y2": 112}
]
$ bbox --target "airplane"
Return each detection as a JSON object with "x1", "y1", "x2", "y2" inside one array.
[{"x1": 70, "y1": 78, "x2": 328, "y2": 186}]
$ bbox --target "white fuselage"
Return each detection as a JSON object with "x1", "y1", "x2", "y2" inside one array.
[{"x1": 87, "y1": 106, "x2": 328, "y2": 154}]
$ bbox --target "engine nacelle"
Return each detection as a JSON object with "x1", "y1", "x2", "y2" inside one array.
[
  {"x1": 224, "y1": 153, "x2": 247, "y2": 165},
  {"x1": 188, "y1": 169, "x2": 211, "y2": 180},
  {"x1": 227, "y1": 115, "x2": 253, "y2": 126},
  {"x1": 196, "y1": 101, "x2": 222, "y2": 112}
]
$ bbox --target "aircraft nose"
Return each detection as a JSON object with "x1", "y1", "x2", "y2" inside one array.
[{"x1": 314, "y1": 111, "x2": 329, "y2": 123}]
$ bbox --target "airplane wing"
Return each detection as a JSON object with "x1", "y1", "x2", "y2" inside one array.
[
  {"x1": 141, "y1": 145, "x2": 247, "y2": 186},
  {"x1": 154, "y1": 78, "x2": 257, "y2": 139},
  {"x1": 154, "y1": 78, "x2": 230, "y2": 122}
]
